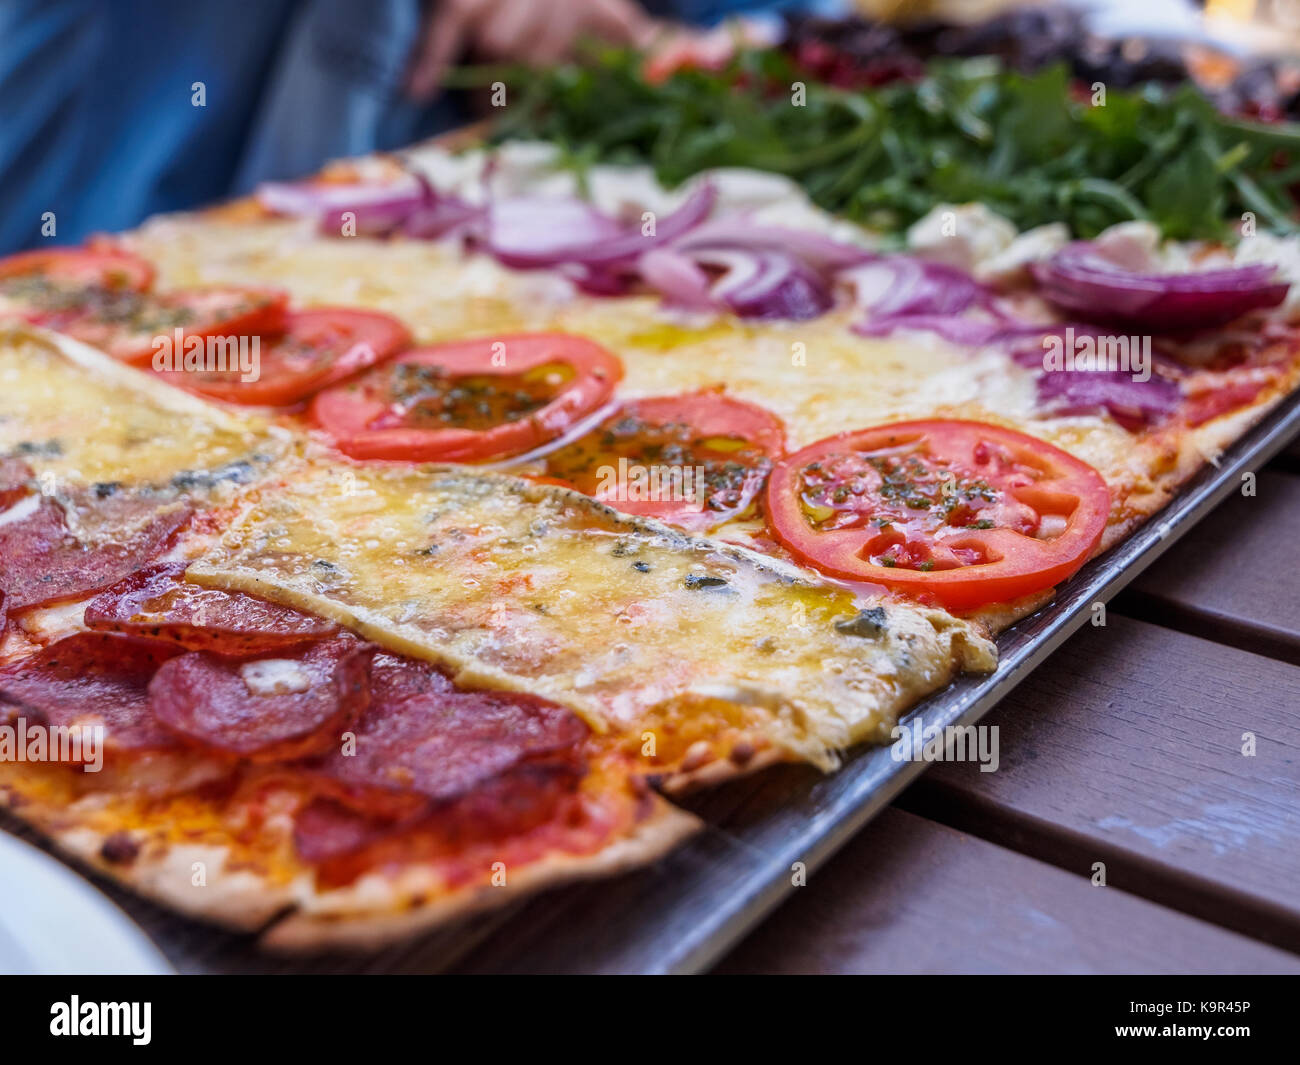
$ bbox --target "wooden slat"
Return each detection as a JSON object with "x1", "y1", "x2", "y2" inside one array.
[
  {"x1": 900, "y1": 615, "x2": 1300, "y2": 951},
  {"x1": 714, "y1": 809, "x2": 1300, "y2": 974},
  {"x1": 1120, "y1": 469, "x2": 1300, "y2": 663}
]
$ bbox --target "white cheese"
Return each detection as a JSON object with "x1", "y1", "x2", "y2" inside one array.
[
  {"x1": 907, "y1": 203, "x2": 1017, "y2": 273},
  {"x1": 1235, "y1": 231, "x2": 1300, "y2": 322},
  {"x1": 239, "y1": 659, "x2": 313, "y2": 697},
  {"x1": 974, "y1": 223, "x2": 1070, "y2": 286}
]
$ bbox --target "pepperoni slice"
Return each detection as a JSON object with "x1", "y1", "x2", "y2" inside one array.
[
  {"x1": 0, "y1": 457, "x2": 33, "y2": 509},
  {"x1": 293, "y1": 799, "x2": 388, "y2": 863},
  {"x1": 293, "y1": 764, "x2": 583, "y2": 869},
  {"x1": 0, "y1": 633, "x2": 182, "y2": 752},
  {"x1": 84, "y1": 562, "x2": 338, "y2": 655},
  {"x1": 310, "y1": 651, "x2": 588, "y2": 806},
  {"x1": 293, "y1": 653, "x2": 590, "y2": 865},
  {"x1": 147, "y1": 636, "x2": 372, "y2": 762},
  {"x1": 0, "y1": 496, "x2": 191, "y2": 612}
]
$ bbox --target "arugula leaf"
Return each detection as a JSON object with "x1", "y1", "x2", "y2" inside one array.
[{"x1": 465, "y1": 48, "x2": 1300, "y2": 242}]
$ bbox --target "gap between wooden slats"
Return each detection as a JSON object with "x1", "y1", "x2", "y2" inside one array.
[
  {"x1": 1118, "y1": 468, "x2": 1300, "y2": 664},
  {"x1": 713, "y1": 809, "x2": 1300, "y2": 974},
  {"x1": 895, "y1": 615, "x2": 1300, "y2": 954}
]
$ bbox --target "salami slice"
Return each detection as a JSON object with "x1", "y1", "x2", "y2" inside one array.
[
  {"x1": 292, "y1": 798, "x2": 389, "y2": 864},
  {"x1": 85, "y1": 562, "x2": 337, "y2": 655},
  {"x1": 312, "y1": 652, "x2": 588, "y2": 805},
  {"x1": 293, "y1": 766, "x2": 587, "y2": 869},
  {"x1": 292, "y1": 653, "x2": 590, "y2": 865},
  {"x1": 0, "y1": 632, "x2": 182, "y2": 751},
  {"x1": 147, "y1": 636, "x2": 372, "y2": 761},
  {"x1": 0, "y1": 496, "x2": 191, "y2": 612}
]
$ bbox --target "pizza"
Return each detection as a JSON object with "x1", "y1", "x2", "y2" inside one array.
[{"x1": 3, "y1": 40, "x2": 1300, "y2": 952}]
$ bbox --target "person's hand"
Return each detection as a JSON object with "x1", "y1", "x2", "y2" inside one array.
[{"x1": 406, "y1": 0, "x2": 660, "y2": 101}]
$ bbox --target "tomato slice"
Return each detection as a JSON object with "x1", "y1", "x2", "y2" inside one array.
[
  {"x1": 0, "y1": 246, "x2": 156, "y2": 323},
  {"x1": 764, "y1": 419, "x2": 1111, "y2": 610},
  {"x1": 55, "y1": 285, "x2": 288, "y2": 365},
  {"x1": 539, "y1": 390, "x2": 786, "y2": 532},
  {"x1": 153, "y1": 308, "x2": 410, "y2": 406},
  {"x1": 310, "y1": 332, "x2": 624, "y2": 462}
]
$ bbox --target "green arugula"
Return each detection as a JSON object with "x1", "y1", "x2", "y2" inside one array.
[{"x1": 457, "y1": 48, "x2": 1300, "y2": 242}]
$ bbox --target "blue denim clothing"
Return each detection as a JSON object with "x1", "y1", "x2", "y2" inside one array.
[{"x1": 0, "y1": 0, "x2": 841, "y2": 251}]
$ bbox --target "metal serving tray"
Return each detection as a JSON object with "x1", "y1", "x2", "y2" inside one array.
[{"x1": 5, "y1": 394, "x2": 1300, "y2": 975}]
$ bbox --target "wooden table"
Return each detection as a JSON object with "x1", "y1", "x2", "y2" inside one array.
[{"x1": 712, "y1": 440, "x2": 1300, "y2": 974}]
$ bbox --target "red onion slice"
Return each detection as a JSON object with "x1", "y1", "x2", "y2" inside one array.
[
  {"x1": 256, "y1": 178, "x2": 427, "y2": 235},
  {"x1": 854, "y1": 314, "x2": 1007, "y2": 345},
  {"x1": 697, "y1": 249, "x2": 834, "y2": 321},
  {"x1": 484, "y1": 183, "x2": 716, "y2": 269},
  {"x1": 484, "y1": 198, "x2": 627, "y2": 268},
  {"x1": 1037, "y1": 367, "x2": 1182, "y2": 429},
  {"x1": 844, "y1": 256, "x2": 1015, "y2": 342},
  {"x1": 1032, "y1": 242, "x2": 1289, "y2": 331},
  {"x1": 400, "y1": 196, "x2": 484, "y2": 240},
  {"x1": 673, "y1": 218, "x2": 872, "y2": 272},
  {"x1": 637, "y1": 248, "x2": 719, "y2": 311}
]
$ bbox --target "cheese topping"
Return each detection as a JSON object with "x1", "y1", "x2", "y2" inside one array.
[
  {"x1": 189, "y1": 458, "x2": 996, "y2": 768},
  {"x1": 125, "y1": 203, "x2": 1143, "y2": 487},
  {"x1": 0, "y1": 327, "x2": 280, "y2": 492}
]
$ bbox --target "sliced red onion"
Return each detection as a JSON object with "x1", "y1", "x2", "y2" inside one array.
[
  {"x1": 844, "y1": 256, "x2": 1014, "y2": 342},
  {"x1": 572, "y1": 182, "x2": 717, "y2": 265},
  {"x1": 318, "y1": 189, "x2": 431, "y2": 237},
  {"x1": 256, "y1": 178, "x2": 428, "y2": 235},
  {"x1": 1037, "y1": 367, "x2": 1181, "y2": 428},
  {"x1": 256, "y1": 180, "x2": 400, "y2": 217},
  {"x1": 844, "y1": 256, "x2": 994, "y2": 318},
  {"x1": 1032, "y1": 242, "x2": 1289, "y2": 331},
  {"x1": 564, "y1": 263, "x2": 637, "y2": 297},
  {"x1": 673, "y1": 217, "x2": 872, "y2": 272},
  {"x1": 699, "y1": 249, "x2": 833, "y2": 321},
  {"x1": 484, "y1": 183, "x2": 716, "y2": 269},
  {"x1": 854, "y1": 314, "x2": 1007, "y2": 345},
  {"x1": 400, "y1": 196, "x2": 484, "y2": 240},
  {"x1": 485, "y1": 198, "x2": 626, "y2": 268},
  {"x1": 636, "y1": 248, "x2": 719, "y2": 311}
]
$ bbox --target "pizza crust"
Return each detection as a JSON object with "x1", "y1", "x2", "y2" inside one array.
[
  {"x1": 0, "y1": 763, "x2": 699, "y2": 950},
  {"x1": 261, "y1": 797, "x2": 698, "y2": 952}
]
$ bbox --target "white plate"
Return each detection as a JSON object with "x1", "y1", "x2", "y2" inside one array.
[{"x1": 0, "y1": 832, "x2": 173, "y2": 974}]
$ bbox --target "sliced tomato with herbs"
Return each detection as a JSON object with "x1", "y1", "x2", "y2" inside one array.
[
  {"x1": 310, "y1": 332, "x2": 623, "y2": 462},
  {"x1": 539, "y1": 390, "x2": 786, "y2": 532},
  {"x1": 764, "y1": 419, "x2": 1110, "y2": 611},
  {"x1": 58, "y1": 285, "x2": 289, "y2": 365},
  {"x1": 0, "y1": 246, "x2": 155, "y2": 323},
  {"x1": 154, "y1": 308, "x2": 410, "y2": 406}
]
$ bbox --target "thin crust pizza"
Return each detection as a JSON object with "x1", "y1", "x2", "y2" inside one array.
[{"x1": 4, "y1": 39, "x2": 1300, "y2": 951}]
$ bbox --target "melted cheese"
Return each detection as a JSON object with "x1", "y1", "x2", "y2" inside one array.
[
  {"x1": 0, "y1": 326, "x2": 281, "y2": 492},
  {"x1": 188, "y1": 458, "x2": 995, "y2": 769},
  {"x1": 124, "y1": 216, "x2": 1148, "y2": 500}
]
